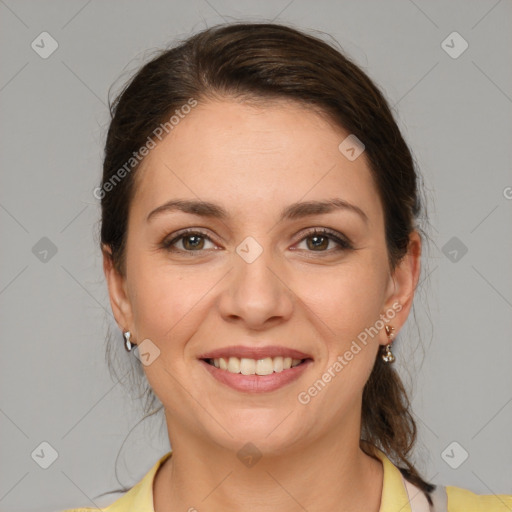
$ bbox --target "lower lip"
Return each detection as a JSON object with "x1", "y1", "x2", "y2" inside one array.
[{"x1": 199, "y1": 359, "x2": 313, "y2": 393}]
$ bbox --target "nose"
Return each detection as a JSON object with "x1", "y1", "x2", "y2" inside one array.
[{"x1": 217, "y1": 242, "x2": 294, "y2": 329}]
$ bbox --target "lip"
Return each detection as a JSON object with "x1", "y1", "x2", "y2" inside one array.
[
  {"x1": 199, "y1": 358, "x2": 313, "y2": 393},
  {"x1": 197, "y1": 345, "x2": 312, "y2": 360}
]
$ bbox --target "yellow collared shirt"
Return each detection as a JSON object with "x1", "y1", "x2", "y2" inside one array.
[{"x1": 62, "y1": 448, "x2": 512, "y2": 512}]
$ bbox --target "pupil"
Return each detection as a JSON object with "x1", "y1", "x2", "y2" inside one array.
[
  {"x1": 309, "y1": 235, "x2": 327, "y2": 250},
  {"x1": 185, "y1": 235, "x2": 203, "y2": 249}
]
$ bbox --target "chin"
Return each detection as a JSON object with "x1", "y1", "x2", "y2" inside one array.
[{"x1": 209, "y1": 417, "x2": 306, "y2": 455}]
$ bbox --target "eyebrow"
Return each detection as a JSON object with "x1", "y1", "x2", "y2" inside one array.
[{"x1": 146, "y1": 198, "x2": 369, "y2": 224}]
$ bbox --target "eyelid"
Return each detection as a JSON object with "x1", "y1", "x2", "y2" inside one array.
[
  {"x1": 162, "y1": 228, "x2": 218, "y2": 252},
  {"x1": 293, "y1": 227, "x2": 353, "y2": 251}
]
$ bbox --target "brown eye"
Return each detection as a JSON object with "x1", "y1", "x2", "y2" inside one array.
[
  {"x1": 162, "y1": 229, "x2": 216, "y2": 252},
  {"x1": 296, "y1": 228, "x2": 352, "y2": 253},
  {"x1": 161, "y1": 227, "x2": 352, "y2": 256},
  {"x1": 306, "y1": 234, "x2": 330, "y2": 251},
  {"x1": 181, "y1": 234, "x2": 206, "y2": 250}
]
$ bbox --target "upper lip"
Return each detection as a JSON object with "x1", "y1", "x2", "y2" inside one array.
[{"x1": 198, "y1": 345, "x2": 312, "y2": 361}]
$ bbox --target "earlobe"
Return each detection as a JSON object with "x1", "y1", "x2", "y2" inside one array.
[{"x1": 102, "y1": 245, "x2": 133, "y2": 331}]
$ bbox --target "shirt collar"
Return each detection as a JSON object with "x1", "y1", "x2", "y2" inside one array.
[
  {"x1": 373, "y1": 447, "x2": 413, "y2": 512},
  {"x1": 105, "y1": 451, "x2": 171, "y2": 512}
]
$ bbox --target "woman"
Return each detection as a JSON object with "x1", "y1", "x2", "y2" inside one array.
[{"x1": 63, "y1": 22, "x2": 512, "y2": 512}]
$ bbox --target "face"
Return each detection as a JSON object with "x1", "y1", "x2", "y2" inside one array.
[{"x1": 104, "y1": 98, "x2": 420, "y2": 455}]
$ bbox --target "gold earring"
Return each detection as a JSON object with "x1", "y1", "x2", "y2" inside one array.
[{"x1": 381, "y1": 325, "x2": 395, "y2": 363}]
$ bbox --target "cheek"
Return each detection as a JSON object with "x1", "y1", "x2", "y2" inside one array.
[
  {"x1": 297, "y1": 258, "x2": 388, "y2": 340},
  {"x1": 296, "y1": 262, "x2": 385, "y2": 413},
  {"x1": 128, "y1": 256, "x2": 219, "y2": 344}
]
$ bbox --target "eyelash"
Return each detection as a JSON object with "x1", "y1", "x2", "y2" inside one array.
[{"x1": 161, "y1": 228, "x2": 353, "y2": 256}]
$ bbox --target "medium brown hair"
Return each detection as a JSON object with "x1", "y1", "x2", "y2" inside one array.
[{"x1": 100, "y1": 22, "x2": 434, "y2": 501}]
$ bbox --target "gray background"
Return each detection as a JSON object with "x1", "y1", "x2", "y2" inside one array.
[{"x1": 1, "y1": 0, "x2": 511, "y2": 510}]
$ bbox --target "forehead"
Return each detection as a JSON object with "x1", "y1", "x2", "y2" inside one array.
[{"x1": 132, "y1": 98, "x2": 381, "y2": 225}]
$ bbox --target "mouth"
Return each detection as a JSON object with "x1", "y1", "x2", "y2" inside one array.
[
  {"x1": 197, "y1": 346, "x2": 313, "y2": 393},
  {"x1": 201, "y1": 356, "x2": 312, "y2": 376},
  {"x1": 199, "y1": 356, "x2": 313, "y2": 393}
]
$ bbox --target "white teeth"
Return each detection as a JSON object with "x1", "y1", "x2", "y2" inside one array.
[
  {"x1": 228, "y1": 357, "x2": 240, "y2": 373},
  {"x1": 273, "y1": 356, "x2": 284, "y2": 372},
  {"x1": 208, "y1": 356, "x2": 306, "y2": 375},
  {"x1": 256, "y1": 357, "x2": 274, "y2": 375},
  {"x1": 240, "y1": 358, "x2": 256, "y2": 375}
]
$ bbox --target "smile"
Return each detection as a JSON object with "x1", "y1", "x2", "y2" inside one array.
[
  {"x1": 204, "y1": 356, "x2": 306, "y2": 375},
  {"x1": 199, "y1": 357, "x2": 313, "y2": 393}
]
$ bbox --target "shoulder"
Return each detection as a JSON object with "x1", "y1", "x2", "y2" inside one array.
[
  {"x1": 446, "y1": 485, "x2": 512, "y2": 511},
  {"x1": 60, "y1": 502, "x2": 123, "y2": 512},
  {"x1": 60, "y1": 508, "x2": 104, "y2": 512},
  {"x1": 61, "y1": 509, "x2": 97, "y2": 512},
  {"x1": 59, "y1": 491, "x2": 129, "y2": 512},
  {"x1": 59, "y1": 451, "x2": 173, "y2": 512}
]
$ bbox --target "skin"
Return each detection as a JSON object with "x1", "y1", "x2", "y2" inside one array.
[{"x1": 103, "y1": 98, "x2": 421, "y2": 512}]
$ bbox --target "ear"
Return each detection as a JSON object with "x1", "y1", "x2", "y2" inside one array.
[
  {"x1": 102, "y1": 245, "x2": 133, "y2": 332},
  {"x1": 380, "y1": 230, "x2": 422, "y2": 345}
]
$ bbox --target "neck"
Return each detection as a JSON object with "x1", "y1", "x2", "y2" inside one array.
[{"x1": 153, "y1": 418, "x2": 383, "y2": 512}]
